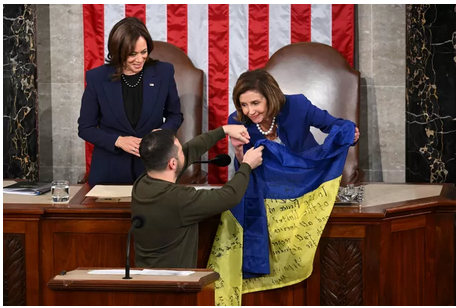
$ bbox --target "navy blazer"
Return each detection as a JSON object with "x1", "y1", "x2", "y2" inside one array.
[
  {"x1": 78, "y1": 61, "x2": 183, "y2": 186},
  {"x1": 228, "y1": 94, "x2": 354, "y2": 154}
]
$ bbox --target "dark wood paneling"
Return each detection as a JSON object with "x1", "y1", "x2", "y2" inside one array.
[
  {"x1": 3, "y1": 183, "x2": 455, "y2": 305},
  {"x1": 320, "y1": 239, "x2": 363, "y2": 305},
  {"x1": 197, "y1": 216, "x2": 219, "y2": 268},
  {"x1": 51, "y1": 288, "x2": 214, "y2": 306},
  {"x1": 242, "y1": 285, "x2": 294, "y2": 305},
  {"x1": 292, "y1": 281, "x2": 307, "y2": 305},
  {"x1": 379, "y1": 220, "x2": 391, "y2": 305},
  {"x1": 3, "y1": 234, "x2": 26, "y2": 306},
  {"x1": 306, "y1": 247, "x2": 321, "y2": 305},
  {"x1": 425, "y1": 213, "x2": 436, "y2": 305},
  {"x1": 53, "y1": 233, "x2": 130, "y2": 271},
  {"x1": 364, "y1": 224, "x2": 380, "y2": 305},
  {"x1": 390, "y1": 227, "x2": 426, "y2": 305},
  {"x1": 41, "y1": 219, "x2": 133, "y2": 305},
  {"x1": 322, "y1": 225, "x2": 366, "y2": 238},
  {"x1": 3, "y1": 220, "x2": 40, "y2": 306},
  {"x1": 113, "y1": 291, "x2": 199, "y2": 306}
]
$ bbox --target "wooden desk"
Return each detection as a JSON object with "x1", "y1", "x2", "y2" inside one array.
[
  {"x1": 47, "y1": 268, "x2": 218, "y2": 305},
  {"x1": 3, "y1": 181, "x2": 456, "y2": 305}
]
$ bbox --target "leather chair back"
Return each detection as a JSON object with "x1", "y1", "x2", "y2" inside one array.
[
  {"x1": 150, "y1": 41, "x2": 205, "y2": 183},
  {"x1": 264, "y1": 42, "x2": 362, "y2": 185}
]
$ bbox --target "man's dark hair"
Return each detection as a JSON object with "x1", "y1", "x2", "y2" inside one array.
[{"x1": 139, "y1": 130, "x2": 178, "y2": 172}]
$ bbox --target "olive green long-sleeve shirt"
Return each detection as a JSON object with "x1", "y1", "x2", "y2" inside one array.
[{"x1": 132, "y1": 127, "x2": 252, "y2": 268}]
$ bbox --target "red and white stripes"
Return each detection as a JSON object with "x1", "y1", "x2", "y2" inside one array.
[{"x1": 83, "y1": 4, "x2": 354, "y2": 184}]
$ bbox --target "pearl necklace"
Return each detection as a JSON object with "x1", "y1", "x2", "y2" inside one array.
[
  {"x1": 121, "y1": 70, "x2": 143, "y2": 88},
  {"x1": 256, "y1": 117, "x2": 276, "y2": 135}
]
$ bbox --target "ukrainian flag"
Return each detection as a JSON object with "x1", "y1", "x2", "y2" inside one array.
[{"x1": 207, "y1": 122, "x2": 355, "y2": 306}]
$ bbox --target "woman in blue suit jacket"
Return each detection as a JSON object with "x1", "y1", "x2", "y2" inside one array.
[
  {"x1": 78, "y1": 17, "x2": 183, "y2": 186},
  {"x1": 228, "y1": 69, "x2": 360, "y2": 163}
]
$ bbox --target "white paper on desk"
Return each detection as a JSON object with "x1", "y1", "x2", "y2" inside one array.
[
  {"x1": 87, "y1": 269, "x2": 195, "y2": 276},
  {"x1": 193, "y1": 186, "x2": 222, "y2": 190},
  {"x1": 86, "y1": 185, "x2": 133, "y2": 198},
  {"x1": 140, "y1": 269, "x2": 194, "y2": 276},
  {"x1": 88, "y1": 269, "x2": 142, "y2": 275}
]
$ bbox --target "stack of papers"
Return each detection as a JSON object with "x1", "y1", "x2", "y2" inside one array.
[
  {"x1": 86, "y1": 185, "x2": 132, "y2": 198},
  {"x1": 87, "y1": 269, "x2": 195, "y2": 276},
  {"x1": 3, "y1": 182, "x2": 51, "y2": 195}
]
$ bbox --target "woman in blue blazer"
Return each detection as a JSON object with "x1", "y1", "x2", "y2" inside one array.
[
  {"x1": 228, "y1": 69, "x2": 360, "y2": 163},
  {"x1": 78, "y1": 17, "x2": 183, "y2": 186}
]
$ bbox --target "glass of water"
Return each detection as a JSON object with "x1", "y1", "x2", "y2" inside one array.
[{"x1": 51, "y1": 180, "x2": 70, "y2": 202}]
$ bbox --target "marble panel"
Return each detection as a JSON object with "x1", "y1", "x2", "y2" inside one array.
[
  {"x1": 372, "y1": 4, "x2": 406, "y2": 87},
  {"x1": 406, "y1": 4, "x2": 456, "y2": 183},
  {"x1": 359, "y1": 84, "x2": 384, "y2": 181},
  {"x1": 49, "y1": 4, "x2": 84, "y2": 84},
  {"x1": 52, "y1": 166, "x2": 86, "y2": 185},
  {"x1": 35, "y1": 4, "x2": 51, "y2": 84},
  {"x1": 39, "y1": 166, "x2": 53, "y2": 183},
  {"x1": 51, "y1": 82, "x2": 84, "y2": 132},
  {"x1": 37, "y1": 82, "x2": 53, "y2": 168},
  {"x1": 3, "y1": 4, "x2": 38, "y2": 180},
  {"x1": 357, "y1": 5, "x2": 372, "y2": 82},
  {"x1": 376, "y1": 86, "x2": 406, "y2": 183}
]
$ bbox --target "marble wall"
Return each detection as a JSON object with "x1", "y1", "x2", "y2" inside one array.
[
  {"x1": 406, "y1": 4, "x2": 456, "y2": 183},
  {"x1": 30, "y1": 4, "x2": 409, "y2": 184},
  {"x1": 36, "y1": 5, "x2": 85, "y2": 184},
  {"x1": 3, "y1": 4, "x2": 38, "y2": 181},
  {"x1": 357, "y1": 4, "x2": 406, "y2": 183}
]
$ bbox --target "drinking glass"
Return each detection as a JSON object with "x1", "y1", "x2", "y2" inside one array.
[{"x1": 51, "y1": 180, "x2": 70, "y2": 202}]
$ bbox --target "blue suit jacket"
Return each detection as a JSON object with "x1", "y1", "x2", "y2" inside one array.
[
  {"x1": 228, "y1": 94, "x2": 353, "y2": 154},
  {"x1": 78, "y1": 62, "x2": 183, "y2": 186}
]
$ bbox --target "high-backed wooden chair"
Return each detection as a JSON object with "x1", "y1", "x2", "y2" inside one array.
[
  {"x1": 150, "y1": 41, "x2": 206, "y2": 184},
  {"x1": 264, "y1": 42, "x2": 363, "y2": 186},
  {"x1": 79, "y1": 41, "x2": 206, "y2": 184}
]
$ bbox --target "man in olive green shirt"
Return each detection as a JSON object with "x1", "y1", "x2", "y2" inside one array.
[{"x1": 132, "y1": 125, "x2": 264, "y2": 268}]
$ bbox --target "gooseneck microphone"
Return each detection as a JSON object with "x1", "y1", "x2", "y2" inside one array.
[
  {"x1": 123, "y1": 215, "x2": 145, "y2": 279},
  {"x1": 193, "y1": 154, "x2": 232, "y2": 167}
]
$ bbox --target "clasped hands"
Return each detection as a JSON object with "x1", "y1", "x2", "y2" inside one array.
[
  {"x1": 223, "y1": 125, "x2": 264, "y2": 169},
  {"x1": 115, "y1": 136, "x2": 141, "y2": 157},
  {"x1": 115, "y1": 128, "x2": 163, "y2": 157},
  {"x1": 223, "y1": 125, "x2": 250, "y2": 146}
]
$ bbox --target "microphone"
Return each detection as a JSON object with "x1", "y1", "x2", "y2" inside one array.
[
  {"x1": 193, "y1": 154, "x2": 232, "y2": 167},
  {"x1": 123, "y1": 215, "x2": 146, "y2": 279}
]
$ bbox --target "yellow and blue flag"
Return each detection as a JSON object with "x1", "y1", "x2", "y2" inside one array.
[{"x1": 208, "y1": 122, "x2": 355, "y2": 306}]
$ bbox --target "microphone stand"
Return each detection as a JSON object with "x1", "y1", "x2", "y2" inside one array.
[
  {"x1": 123, "y1": 225, "x2": 135, "y2": 279},
  {"x1": 123, "y1": 217, "x2": 143, "y2": 279}
]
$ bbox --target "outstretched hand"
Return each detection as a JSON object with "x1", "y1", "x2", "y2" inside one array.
[{"x1": 223, "y1": 125, "x2": 250, "y2": 144}]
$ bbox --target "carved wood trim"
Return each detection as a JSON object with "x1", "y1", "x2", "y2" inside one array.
[
  {"x1": 320, "y1": 239, "x2": 363, "y2": 305},
  {"x1": 3, "y1": 234, "x2": 26, "y2": 306}
]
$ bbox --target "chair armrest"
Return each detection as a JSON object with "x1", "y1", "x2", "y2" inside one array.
[
  {"x1": 77, "y1": 172, "x2": 89, "y2": 184},
  {"x1": 341, "y1": 168, "x2": 365, "y2": 186}
]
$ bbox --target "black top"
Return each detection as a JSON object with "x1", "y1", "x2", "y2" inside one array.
[{"x1": 121, "y1": 71, "x2": 143, "y2": 128}]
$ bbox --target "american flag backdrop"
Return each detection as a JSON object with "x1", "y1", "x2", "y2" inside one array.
[{"x1": 83, "y1": 4, "x2": 355, "y2": 184}]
